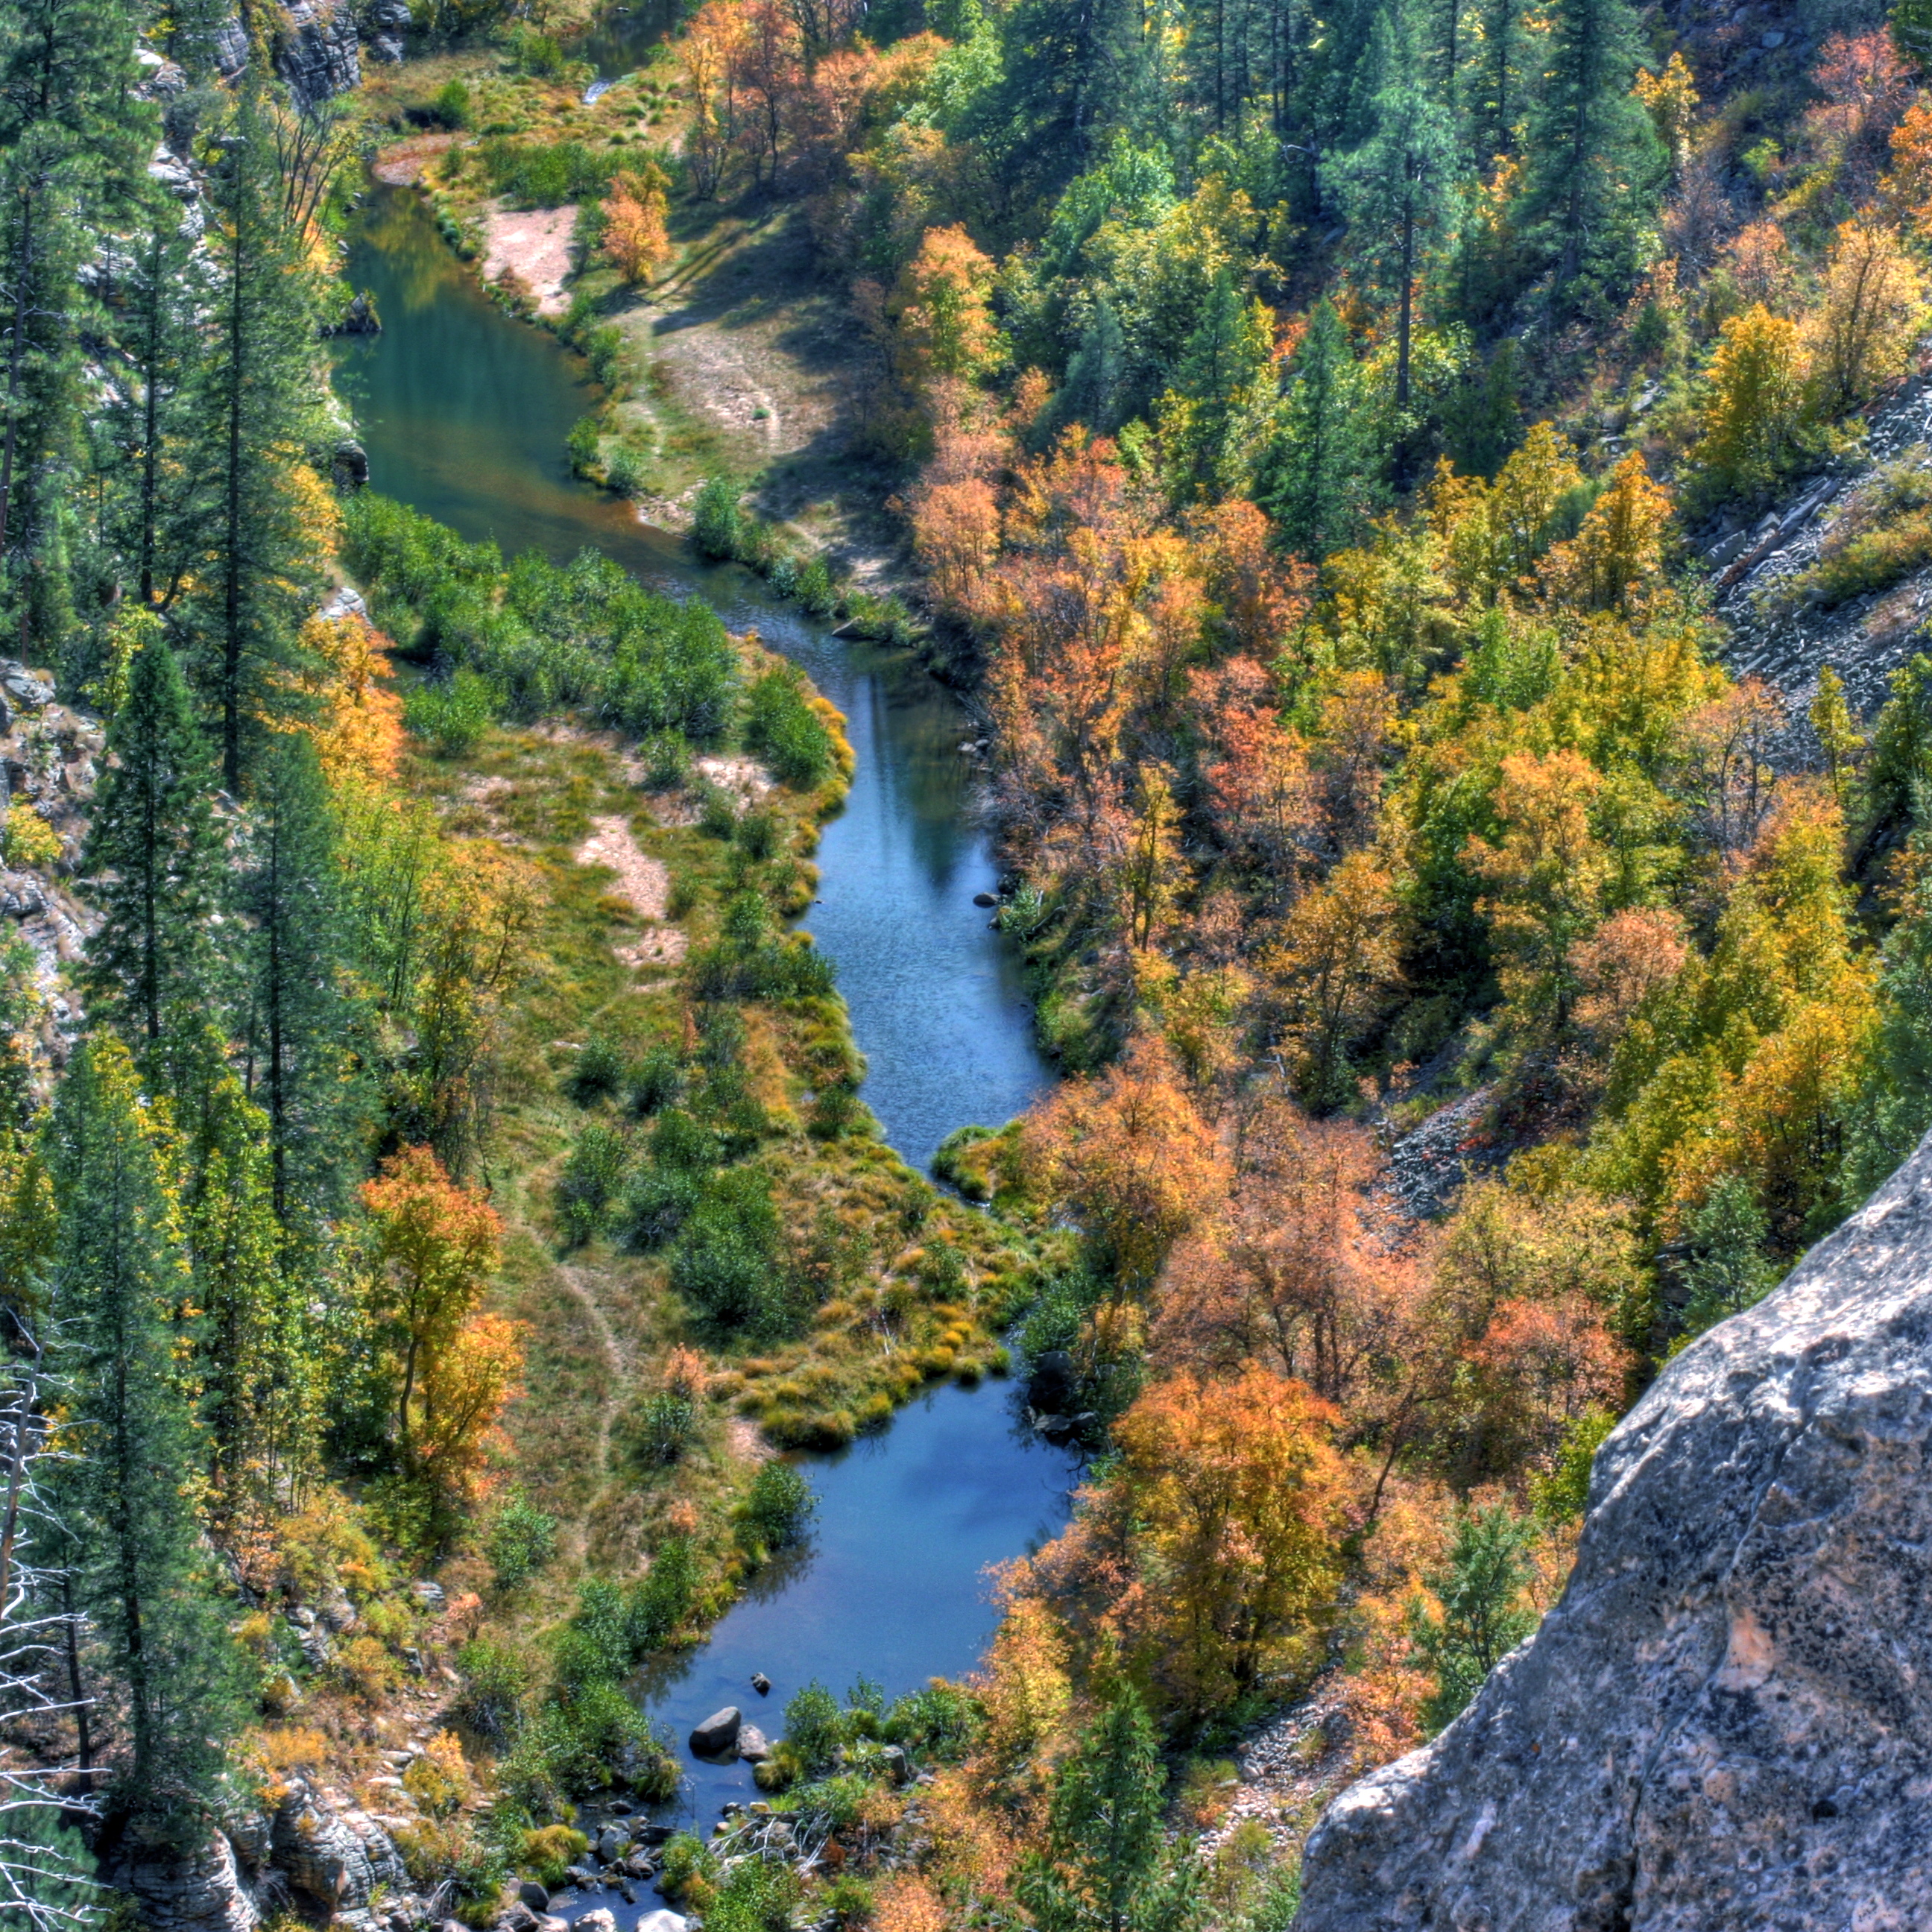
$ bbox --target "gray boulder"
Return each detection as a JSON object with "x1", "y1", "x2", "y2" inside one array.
[
  {"x1": 1296, "y1": 1127, "x2": 1932, "y2": 1931},
  {"x1": 637, "y1": 1913, "x2": 689, "y2": 1932},
  {"x1": 689, "y1": 1705, "x2": 742, "y2": 1755},
  {"x1": 736, "y1": 1723, "x2": 771, "y2": 1761},
  {"x1": 517, "y1": 1883, "x2": 550, "y2": 1913}
]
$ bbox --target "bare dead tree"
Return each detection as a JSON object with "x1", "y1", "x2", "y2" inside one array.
[{"x1": 0, "y1": 1353, "x2": 101, "y2": 1930}]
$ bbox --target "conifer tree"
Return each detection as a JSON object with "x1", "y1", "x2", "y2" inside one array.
[
  {"x1": 1156, "y1": 271, "x2": 1276, "y2": 501},
  {"x1": 1262, "y1": 298, "x2": 1373, "y2": 558},
  {"x1": 1471, "y1": 0, "x2": 1521, "y2": 165},
  {"x1": 80, "y1": 632, "x2": 227, "y2": 1049},
  {"x1": 102, "y1": 197, "x2": 199, "y2": 610},
  {"x1": 172, "y1": 1058, "x2": 316, "y2": 1519},
  {"x1": 180, "y1": 77, "x2": 326, "y2": 791},
  {"x1": 0, "y1": 0, "x2": 147, "y2": 658},
  {"x1": 1517, "y1": 0, "x2": 1662, "y2": 293},
  {"x1": 242, "y1": 729, "x2": 360, "y2": 1232},
  {"x1": 45, "y1": 1035, "x2": 243, "y2": 1840},
  {"x1": 1017, "y1": 1679, "x2": 1175, "y2": 1932},
  {"x1": 1325, "y1": 0, "x2": 1462, "y2": 415}
]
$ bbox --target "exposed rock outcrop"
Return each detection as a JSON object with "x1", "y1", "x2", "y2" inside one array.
[
  {"x1": 269, "y1": 1777, "x2": 410, "y2": 1921},
  {"x1": 113, "y1": 1831, "x2": 262, "y2": 1932},
  {"x1": 1295, "y1": 1126, "x2": 1932, "y2": 1931}
]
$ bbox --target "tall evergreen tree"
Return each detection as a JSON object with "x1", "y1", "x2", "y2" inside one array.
[
  {"x1": 1261, "y1": 298, "x2": 1374, "y2": 558},
  {"x1": 171, "y1": 1056, "x2": 317, "y2": 1519},
  {"x1": 1324, "y1": 0, "x2": 1462, "y2": 415},
  {"x1": 80, "y1": 633, "x2": 227, "y2": 1049},
  {"x1": 1471, "y1": 0, "x2": 1522, "y2": 165},
  {"x1": 242, "y1": 728, "x2": 359, "y2": 1231},
  {"x1": 99, "y1": 196, "x2": 200, "y2": 612},
  {"x1": 1157, "y1": 269, "x2": 1276, "y2": 502},
  {"x1": 0, "y1": 0, "x2": 148, "y2": 660},
  {"x1": 1017, "y1": 1681, "x2": 1179, "y2": 1932},
  {"x1": 1517, "y1": 0, "x2": 1662, "y2": 293},
  {"x1": 45, "y1": 1036, "x2": 243, "y2": 1842},
  {"x1": 180, "y1": 77, "x2": 326, "y2": 791}
]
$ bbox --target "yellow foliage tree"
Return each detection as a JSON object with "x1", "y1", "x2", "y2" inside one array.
[
  {"x1": 1544, "y1": 452, "x2": 1675, "y2": 616},
  {"x1": 1689, "y1": 304, "x2": 1811, "y2": 503},
  {"x1": 1112, "y1": 1366, "x2": 1350, "y2": 1714},
  {"x1": 1805, "y1": 218, "x2": 1925, "y2": 417}
]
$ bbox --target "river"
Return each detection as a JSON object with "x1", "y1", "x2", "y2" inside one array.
[{"x1": 332, "y1": 165, "x2": 1069, "y2": 1893}]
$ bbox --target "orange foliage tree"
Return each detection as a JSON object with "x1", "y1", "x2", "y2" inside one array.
[
  {"x1": 1021, "y1": 1038, "x2": 1231, "y2": 1292},
  {"x1": 602, "y1": 162, "x2": 674, "y2": 285},
  {"x1": 361, "y1": 1144, "x2": 514, "y2": 1500}
]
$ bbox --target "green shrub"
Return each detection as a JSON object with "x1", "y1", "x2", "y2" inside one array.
[
  {"x1": 628, "y1": 1045, "x2": 686, "y2": 1116},
  {"x1": 566, "y1": 415, "x2": 602, "y2": 476},
  {"x1": 743, "y1": 665, "x2": 835, "y2": 788},
  {"x1": 736, "y1": 806, "x2": 780, "y2": 861},
  {"x1": 704, "y1": 1855, "x2": 801, "y2": 1932},
  {"x1": 607, "y1": 443, "x2": 647, "y2": 498},
  {"x1": 482, "y1": 134, "x2": 610, "y2": 203},
  {"x1": 655, "y1": 1832, "x2": 716, "y2": 1901},
  {"x1": 796, "y1": 555, "x2": 837, "y2": 617},
  {"x1": 671, "y1": 1167, "x2": 791, "y2": 1330},
  {"x1": 454, "y1": 1638, "x2": 529, "y2": 1743},
  {"x1": 632, "y1": 1389, "x2": 697, "y2": 1465},
  {"x1": 519, "y1": 1825, "x2": 589, "y2": 1888},
  {"x1": 693, "y1": 476, "x2": 742, "y2": 560},
  {"x1": 741, "y1": 1459, "x2": 815, "y2": 1553},
  {"x1": 640, "y1": 730, "x2": 690, "y2": 789},
  {"x1": 486, "y1": 1491, "x2": 558, "y2": 1589},
  {"x1": 404, "y1": 666, "x2": 501, "y2": 755},
  {"x1": 569, "y1": 1034, "x2": 626, "y2": 1102},
  {"x1": 431, "y1": 78, "x2": 470, "y2": 127},
  {"x1": 556, "y1": 1123, "x2": 630, "y2": 1243},
  {"x1": 778, "y1": 1679, "x2": 842, "y2": 1776},
  {"x1": 343, "y1": 494, "x2": 738, "y2": 742},
  {"x1": 619, "y1": 1161, "x2": 701, "y2": 1248}
]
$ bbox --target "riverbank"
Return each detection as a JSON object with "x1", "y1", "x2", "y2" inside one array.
[{"x1": 356, "y1": 45, "x2": 906, "y2": 578}]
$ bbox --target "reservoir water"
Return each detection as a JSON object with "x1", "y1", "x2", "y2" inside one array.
[{"x1": 332, "y1": 177, "x2": 1072, "y2": 1886}]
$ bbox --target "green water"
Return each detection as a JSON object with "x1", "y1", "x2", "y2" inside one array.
[{"x1": 334, "y1": 184, "x2": 1052, "y2": 1172}]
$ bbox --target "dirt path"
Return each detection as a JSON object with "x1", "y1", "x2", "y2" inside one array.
[
  {"x1": 576, "y1": 814, "x2": 686, "y2": 970},
  {"x1": 555, "y1": 1260, "x2": 632, "y2": 1477}
]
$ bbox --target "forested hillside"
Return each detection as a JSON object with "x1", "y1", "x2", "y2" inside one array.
[{"x1": 7, "y1": 0, "x2": 1932, "y2": 1921}]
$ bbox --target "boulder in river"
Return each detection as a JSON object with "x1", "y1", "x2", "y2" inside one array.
[
  {"x1": 1295, "y1": 1124, "x2": 1932, "y2": 1931},
  {"x1": 575, "y1": 1913, "x2": 618, "y2": 1932},
  {"x1": 637, "y1": 1914, "x2": 689, "y2": 1932},
  {"x1": 973, "y1": 891, "x2": 997, "y2": 907},
  {"x1": 517, "y1": 1882, "x2": 549, "y2": 1912},
  {"x1": 751, "y1": 1670, "x2": 771, "y2": 1694},
  {"x1": 1027, "y1": 1349, "x2": 1074, "y2": 1413},
  {"x1": 736, "y1": 1723, "x2": 771, "y2": 1761},
  {"x1": 689, "y1": 1705, "x2": 742, "y2": 1755}
]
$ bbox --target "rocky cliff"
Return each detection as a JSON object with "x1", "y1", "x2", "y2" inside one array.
[{"x1": 1295, "y1": 1126, "x2": 1932, "y2": 1932}]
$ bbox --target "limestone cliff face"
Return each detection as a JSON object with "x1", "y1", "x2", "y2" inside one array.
[{"x1": 1295, "y1": 1130, "x2": 1932, "y2": 1932}]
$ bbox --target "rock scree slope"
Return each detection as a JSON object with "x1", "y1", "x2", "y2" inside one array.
[{"x1": 1295, "y1": 1126, "x2": 1932, "y2": 1931}]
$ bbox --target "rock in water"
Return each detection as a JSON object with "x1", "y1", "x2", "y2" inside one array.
[
  {"x1": 736, "y1": 1723, "x2": 771, "y2": 1761},
  {"x1": 689, "y1": 1705, "x2": 742, "y2": 1755},
  {"x1": 1296, "y1": 1128, "x2": 1932, "y2": 1931}
]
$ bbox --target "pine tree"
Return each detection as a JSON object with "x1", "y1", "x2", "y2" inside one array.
[
  {"x1": 103, "y1": 197, "x2": 199, "y2": 611},
  {"x1": 1408, "y1": 1503, "x2": 1538, "y2": 1731},
  {"x1": 1018, "y1": 1680, "x2": 1172, "y2": 1932},
  {"x1": 0, "y1": 0, "x2": 147, "y2": 660},
  {"x1": 45, "y1": 1035, "x2": 243, "y2": 1841},
  {"x1": 172, "y1": 1058, "x2": 317, "y2": 1520},
  {"x1": 242, "y1": 729, "x2": 359, "y2": 1233},
  {"x1": 1517, "y1": 0, "x2": 1663, "y2": 294},
  {"x1": 1156, "y1": 271, "x2": 1277, "y2": 501},
  {"x1": 1471, "y1": 0, "x2": 1521, "y2": 165},
  {"x1": 180, "y1": 77, "x2": 326, "y2": 791},
  {"x1": 1261, "y1": 299, "x2": 1374, "y2": 558},
  {"x1": 80, "y1": 632, "x2": 227, "y2": 1049},
  {"x1": 1324, "y1": 0, "x2": 1462, "y2": 416}
]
